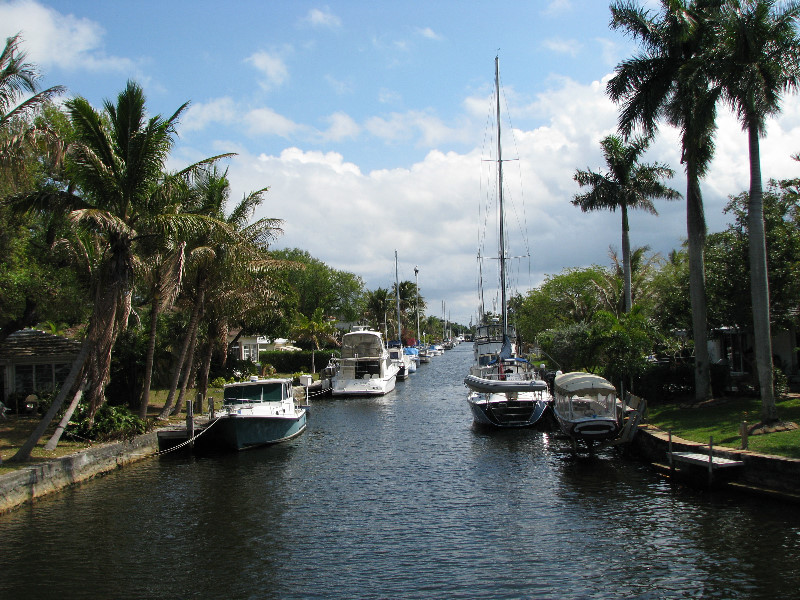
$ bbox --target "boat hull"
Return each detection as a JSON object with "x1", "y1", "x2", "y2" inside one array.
[
  {"x1": 553, "y1": 413, "x2": 619, "y2": 441},
  {"x1": 203, "y1": 410, "x2": 307, "y2": 451},
  {"x1": 331, "y1": 374, "x2": 397, "y2": 396},
  {"x1": 467, "y1": 391, "x2": 549, "y2": 428}
]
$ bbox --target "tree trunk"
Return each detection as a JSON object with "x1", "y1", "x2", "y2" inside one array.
[
  {"x1": 158, "y1": 288, "x2": 204, "y2": 419},
  {"x1": 686, "y1": 162, "x2": 712, "y2": 402},
  {"x1": 44, "y1": 371, "x2": 88, "y2": 450},
  {"x1": 747, "y1": 126, "x2": 777, "y2": 422},
  {"x1": 138, "y1": 291, "x2": 160, "y2": 419},
  {"x1": 171, "y1": 319, "x2": 199, "y2": 416},
  {"x1": 8, "y1": 340, "x2": 91, "y2": 462},
  {"x1": 621, "y1": 204, "x2": 632, "y2": 314}
]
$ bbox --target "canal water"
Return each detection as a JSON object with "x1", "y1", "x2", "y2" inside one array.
[{"x1": 2, "y1": 345, "x2": 800, "y2": 599}]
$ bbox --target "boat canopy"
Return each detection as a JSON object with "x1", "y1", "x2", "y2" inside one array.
[
  {"x1": 341, "y1": 332, "x2": 385, "y2": 359},
  {"x1": 554, "y1": 372, "x2": 616, "y2": 397}
]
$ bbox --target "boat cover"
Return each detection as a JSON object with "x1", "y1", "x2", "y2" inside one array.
[
  {"x1": 464, "y1": 374, "x2": 548, "y2": 393},
  {"x1": 341, "y1": 332, "x2": 384, "y2": 359},
  {"x1": 554, "y1": 372, "x2": 616, "y2": 397}
]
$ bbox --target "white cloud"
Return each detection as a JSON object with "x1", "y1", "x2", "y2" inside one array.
[
  {"x1": 319, "y1": 112, "x2": 361, "y2": 142},
  {"x1": 182, "y1": 97, "x2": 238, "y2": 132},
  {"x1": 325, "y1": 74, "x2": 351, "y2": 95},
  {"x1": 542, "y1": 38, "x2": 582, "y2": 57},
  {"x1": 0, "y1": 0, "x2": 134, "y2": 72},
  {"x1": 245, "y1": 107, "x2": 300, "y2": 137},
  {"x1": 182, "y1": 76, "x2": 800, "y2": 325},
  {"x1": 416, "y1": 27, "x2": 443, "y2": 41},
  {"x1": 303, "y1": 7, "x2": 342, "y2": 29},
  {"x1": 544, "y1": 0, "x2": 573, "y2": 16},
  {"x1": 246, "y1": 50, "x2": 289, "y2": 89}
]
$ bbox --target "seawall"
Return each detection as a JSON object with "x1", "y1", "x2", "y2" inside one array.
[
  {"x1": 0, "y1": 432, "x2": 159, "y2": 514},
  {"x1": 630, "y1": 424, "x2": 800, "y2": 500}
]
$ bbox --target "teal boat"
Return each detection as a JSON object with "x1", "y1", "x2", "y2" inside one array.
[{"x1": 203, "y1": 377, "x2": 307, "y2": 451}]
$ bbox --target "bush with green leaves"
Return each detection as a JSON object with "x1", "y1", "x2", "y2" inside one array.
[{"x1": 67, "y1": 403, "x2": 146, "y2": 441}]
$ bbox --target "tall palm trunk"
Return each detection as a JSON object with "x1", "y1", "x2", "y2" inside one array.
[
  {"x1": 747, "y1": 125, "x2": 777, "y2": 422},
  {"x1": 158, "y1": 288, "x2": 205, "y2": 419},
  {"x1": 171, "y1": 319, "x2": 200, "y2": 416},
  {"x1": 44, "y1": 370, "x2": 88, "y2": 450},
  {"x1": 9, "y1": 340, "x2": 92, "y2": 462},
  {"x1": 686, "y1": 160, "x2": 712, "y2": 402},
  {"x1": 138, "y1": 290, "x2": 160, "y2": 419},
  {"x1": 621, "y1": 204, "x2": 632, "y2": 313}
]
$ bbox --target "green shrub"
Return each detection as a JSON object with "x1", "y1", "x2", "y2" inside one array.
[
  {"x1": 210, "y1": 377, "x2": 227, "y2": 389},
  {"x1": 67, "y1": 403, "x2": 146, "y2": 442}
]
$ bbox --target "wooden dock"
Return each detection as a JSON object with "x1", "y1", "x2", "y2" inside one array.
[{"x1": 667, "y1": 432, "x2": 744, "y2": 487}]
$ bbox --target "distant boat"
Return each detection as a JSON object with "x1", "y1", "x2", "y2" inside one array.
[
  {"x1": 332, "y1": 326, "x2": 400, "y2": 396},
  {"x1": 553, "y1": 372, "x2": 620, "y2": 449},
  {"x1": 204, "y1": 377, "x2": 307, "y2": 451},
  {"x1": 464, "y1": 56, "x2": 551, "y2": 428}
]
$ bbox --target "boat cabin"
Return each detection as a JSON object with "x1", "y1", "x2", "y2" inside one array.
[
  {"x1": 223, "y1": 378, "x2": 292, "y2": 405},
  {"x1": 553, "y1": 372, "x2": 617, "y2": 421},
  {"x1": 339, "y1": 330, "x2": 390, "y2": 380}
]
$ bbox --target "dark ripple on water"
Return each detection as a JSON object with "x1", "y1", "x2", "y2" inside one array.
[{"x1": 2, "y1": 345, "x2": 800, "y2": 599}]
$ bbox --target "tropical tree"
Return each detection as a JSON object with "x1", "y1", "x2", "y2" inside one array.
[
  {"x1": 714, "y1": 0, "x2": 800, "y2": 421},
  {"x1": 159, "y1": 166, "x2": 280, "y2": 418},
  {"x1": 609, "y1": 0, "x2": 723, "y2": 402},
  {"x1": 364, "y1": 287, "x2": 391, "y2": 332},
  {"x1": 573, "y1": 134, "x2": 680, "y2": 313},
  {"x1": 291, "y1": 307, "x2": 338, "y2": 373},
  {"x1": 0, "y1": 33, "x2": 65, "y2": 178}
]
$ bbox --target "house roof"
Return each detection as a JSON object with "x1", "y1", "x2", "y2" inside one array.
[{"x1": 0, "y1": 329, "x2": 82, "y2": 361}]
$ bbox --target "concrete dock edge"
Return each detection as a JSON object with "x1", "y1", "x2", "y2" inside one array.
[{"x1": 0, "y1": 431, "x2": 159, "y2": 514}]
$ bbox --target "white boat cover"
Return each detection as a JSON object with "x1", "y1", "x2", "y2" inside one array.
[
  {"x1": 341, "y1": 332, "x2": 384, "y2": 359},
  {"x1": 464, "y1": 374, "x2": 548, "y2": 393},
  {"x1": 554, "y1": 372, "x2": 616, "y2": 396}
]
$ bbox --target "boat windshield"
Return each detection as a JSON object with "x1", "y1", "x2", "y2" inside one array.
[{"x1": 224, "y1": 382, "x2": 285, "y2": 404}]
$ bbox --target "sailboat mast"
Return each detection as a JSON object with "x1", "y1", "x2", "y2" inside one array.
[
  {"x1": 395, "y1": 250, "x2": 402, "y2": 344},
  {"x1": 495, "y1": 55, "x2": 508, "y2": 336}
]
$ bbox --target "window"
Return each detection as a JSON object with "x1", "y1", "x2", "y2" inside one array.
[
  {"x1": 35, "y1": 364, "x2": 54, "y2": 392},
  {"x1": 15, "y1": 365, "x2": 33, "y2": 396}
]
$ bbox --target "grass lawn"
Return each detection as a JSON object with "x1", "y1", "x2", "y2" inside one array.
[
  {"x1": 646, "y1": 394, "x2": 800, "y2": 459},
  {"x1": 0, "y1": 388, "x2": 222, "y2": 475}
]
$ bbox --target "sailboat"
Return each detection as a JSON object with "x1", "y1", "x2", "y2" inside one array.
[
  {"x1": 388, "y1": 250, "x2": 415, "y2": 378},
  {"x1": 464, "y1": 56, "x2": 552, "y2": 427}
]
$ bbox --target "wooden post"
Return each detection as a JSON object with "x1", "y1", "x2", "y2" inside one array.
[
  {"x1": 208, "y1": 396, "x2": 215, "y2": 419},
  {"x1": 668, "y1": 430, "x2": 674, "y2": 475},
  {"x1": 740, "y1": 421, "x2": 749, "y2": 450},
  {"x1": 186, "y1": 397, "x2": 194, "y2": 448},
  {"x1": 708, "y1": 436, "x2": 714, "y2": 487}
]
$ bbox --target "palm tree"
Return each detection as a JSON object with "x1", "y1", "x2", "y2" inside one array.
[
  {"x1": 364, "y1": 287, "x2": 391, "y2": 332},
  {"x1": 609, "y1": 0, "x2": 723, "y2": 402},
  {"x1": 573, "y1": 134, "x2": 680, "y2": 313},
  {"x1": 0, "y1": 33, "x2": 65, "y2": 178},
  {"x1": 715, "y1": 0, "x2": 800, "y2": 422},
  {"x1": 158, "y1": 167, "x2": 280, "y2": 418},
  {"x1": 291, "y1": 308, "x2": 338, "y2": 373}
]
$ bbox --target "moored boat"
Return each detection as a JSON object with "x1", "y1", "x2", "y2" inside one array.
[
  {"x1": 464, "y1": 56, "x2": 552, "y2": 428},
  {"x1": 201, "y1": 377, "x2": 307, "y2": 451},
  {"x1": 332, "y1": 326, "x2": 400, "y2": 396},
  {"x1": 552, "y1": 372, "x2": 620, "y2": 448}
]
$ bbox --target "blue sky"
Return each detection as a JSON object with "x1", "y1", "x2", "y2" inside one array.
[{"x1": 3, "y1": 0, "x2": 800, "y2": 326}]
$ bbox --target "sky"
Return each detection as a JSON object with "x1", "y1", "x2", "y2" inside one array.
[{"x1": 3, "y1": 0, "x2": 800, "y2": 327}]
